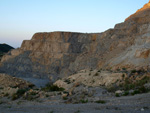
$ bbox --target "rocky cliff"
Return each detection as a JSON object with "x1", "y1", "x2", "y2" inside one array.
[{"x1": 0, "y1": 2, "x2": 150, "y2": 81}]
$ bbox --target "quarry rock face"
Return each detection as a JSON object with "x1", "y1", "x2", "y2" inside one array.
[
  {"x1": 54, "y1": 69, "x2": 125, "y2": 90},
  {"x1": 0, "y1": 2, "x2": 150, "y2": 81}
]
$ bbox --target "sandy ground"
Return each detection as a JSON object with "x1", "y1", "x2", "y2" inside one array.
[{"x1": 0, "y1": 93, "x2": 150, "y2": 113}]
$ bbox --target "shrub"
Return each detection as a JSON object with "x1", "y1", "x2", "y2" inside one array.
[
  {"x1": 11, "y1": 88, "x2": 28, "y2": 100},
  {"x1": 122, "y1": 68, "x2": 126, "y2": 71},
  {"x1": 17, "y1": 101, "x2": 22, "y2": 105},
  {"x1": 0, "y1": 101, "x2": 3, "y2": 104},
  {"x1": 115, "y1": 93, "x2": 120, "y2": 97},
  {"x1": 63, "y1": 97, "x2": 68, "y2": 100},
  {"x1": 94, "y1": 73, "x2": 99, "y2": 76},
  {"x1": 80, "y1": 99, "x2": 88, "y2": 103},
  {"x1": 64, "y1": 79, "x2": 71, "y2": 84},
  {"x1": 74, "y1": 110, "x2": 80, "y2": 113},
  {"x1": 26, "y1": 96, "x2": 34, "y2": 101},
  {"x1": 131, "y1": 90, "x2": 140, "y2": 95},
  {"x1": 29, "y1": 91, "x2": 37, "y2": 96},
  {"x1": 45, "y1": 94, "x2": 49, "y2": 97},
  {"x1": 92, "y1": 80, "x2": 95, "y2": 83},
  {"x1": 95, "y1": 100, "x2": 106, "y2": 104},
  {"x1": 122, "y1": 74, "x2": 125, "y2": 78},
  {"x1": 123, "y1": 91, "x2": 129, "y2": 96},
  {"x1": 98, "y1": 70, "x2": 101, "y2": 72},
  {"x1": 107, "y1": 86, "x2": 117, "y2": 93},
  {"x1": 28, "y1": 84, "x2": 35, "y2": 88},
  {"x1": 117, "y1": 69, "x2": 120, "y2": 71},
  {"x1": 131, "y1": 69, "x2": 137, "y2": 74},
  {"x1": 11, "y1": 94, "x2": 19, "y2": 100},
  {"x1": 41, "y1": 84, "x2": 65, "y2": 92},
  {"x1": 138, "y1": 86, "x2": 148, "y2": 93},
  {"x1": 17, "y1": 89, "x2": 28, "y2": 96},
  {"x1": 4, "y1": 93, "x2": 9, "y2": 97}
]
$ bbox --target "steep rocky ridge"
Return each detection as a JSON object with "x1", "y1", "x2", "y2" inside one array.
[
  {"x1": 107, "y1": 1, "x2": 150, "y2": 70},
  {"x1": 0, "y1": 43, "x2": 14, "y2": 60},
  {"x1": 0, "y1": 1, "x2": 150, "y2": 82}
]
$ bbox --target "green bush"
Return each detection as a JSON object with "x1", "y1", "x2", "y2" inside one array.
[
  {"x1": 11, "y1": 89, "x2": 28, "y2": 100},
  {"x1": 74, "y1": 110, "x2": 80, "y2": 113},
  {"x1": 94, "y1": 73, "x2": 99, "y2": 76},
  {"x1": 122, "y1": 74, "x2": 125, "y2": 78},
  {"x1": 17, "y1": 89, "x2": 28, "y2": 96},
  {"x1": 0, "y1": 101, "x2": 3, "y2": 104},
  {"x1": 117, "y1": 69, "x2": 120, "y2": 71},
  {"x1": 95, "y1": 100, "x2": 106, "y2": 104},
  {"x1": 41, "y1": 84, "x2": 65, "y2": 92},
  {"x1": 122, "y1": 68, "x2": 126, "y2": 71},
  {"x1": 115, "y1": 93, "x2": 120, "y2": 97},
  {"x1": 98, "y1": 70, "x2": 101, "y2": 72},
  {"x1": 131, "y1": 69, "x2": 137, "y2": 74},
  {"x1": 123, "y1": 76, "x2": 150, "y2": 91},
  {"x1": 64, "y1": 79, "x2": 71, "y2": 84},
  {"x1": 63, "y1": 97, "x2": 68, "y2": 100},
  {"x1": 4, "y1": 93, "x2": 9, "y2": 97},
  {"x1": 29, "y1": 91, "x2": 37, "y2": 96},
  {"x1": 11, "y1": 94, "x2": 19, "y2": 100},
  {"x1": 131, "y1": 90, "x2": 140, "y2": 95},
  {"x1": 80, "y1": 99, "x2": 88, "y2": 103},
  {"x1": 123, "y1": 91, "x2": 129, "y2": 96},
  {"x1": 138, "y1": 86, "x2": 148, "y2": 93}
]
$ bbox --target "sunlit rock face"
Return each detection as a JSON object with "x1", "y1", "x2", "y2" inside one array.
[
  {"x1": 0, "y1": 1, "x2": 150, "y2": 81},
  {"x1": 108, "y1": 1, "x2": 150, "y2": 70},
  {"x1": 125, "y1": 1, "x2": 150, "y2": 22}
]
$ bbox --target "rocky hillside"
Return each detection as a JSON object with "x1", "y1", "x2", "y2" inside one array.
[
  {"x1": 0, "y1": 73, "x2": 33, "y2": 88},
  {"x1": 0, "y1": 2, "x2": 150, "y2": 81},
  {"x1": 0, "y1": 43, "x2": 14, "y2": 53},
  {"x1": 0, "y1": 44, "x2": 14, "y2": 60}
]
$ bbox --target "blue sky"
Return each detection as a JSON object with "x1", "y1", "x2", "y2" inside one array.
[{"x1": 0, "y1": 0, "x2": 148, "y2": 48}]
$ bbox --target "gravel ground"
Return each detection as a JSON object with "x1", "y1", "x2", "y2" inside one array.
[{"x1": 0, "y1": 93, "x2": 150, "y2": 113}]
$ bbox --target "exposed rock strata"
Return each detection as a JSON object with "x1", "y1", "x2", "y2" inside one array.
[
  {"x1": 0, "y1": 2, "x2": 150, "y2": 81},
  {"x1": 54, "y1": 69, "x2": 125, "y2": 90}
]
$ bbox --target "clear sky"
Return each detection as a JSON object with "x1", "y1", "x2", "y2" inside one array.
[{"x1": 0, "y1": 0, "x2": 148, "y2": 48}]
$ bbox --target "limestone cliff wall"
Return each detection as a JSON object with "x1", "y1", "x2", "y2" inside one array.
[
  {"x1": 0, "y1": 2, "x2": 150, "y2": 81},
  {"x1": 0, "y1": 28, "x2": 135, "y2": 80}
]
